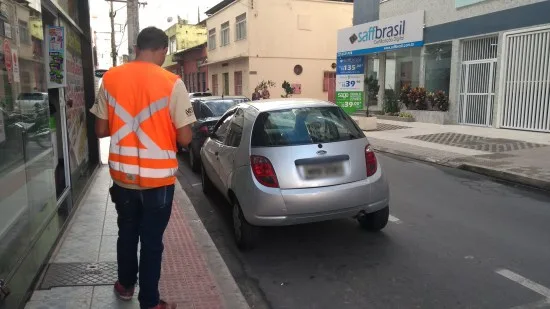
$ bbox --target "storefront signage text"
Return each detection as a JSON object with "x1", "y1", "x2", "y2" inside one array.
[
  {"x1": 335, "y1": 56, "x2": 365, "y2": 114},
  {"x1": 337, "y1": 11, "x2": 424, "y2": 57},
  {"x1": 46, "y1": 26, "x2": 67, "y2": 88}
]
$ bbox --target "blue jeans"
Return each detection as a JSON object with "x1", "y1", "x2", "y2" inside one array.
[{"x1": 109, "y1": 183, "x2": 174, "y2": 309}]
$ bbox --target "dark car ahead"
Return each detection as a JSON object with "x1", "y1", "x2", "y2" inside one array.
[{"x1": 184, "y1": 96, "x2": 250, "y2": 172}]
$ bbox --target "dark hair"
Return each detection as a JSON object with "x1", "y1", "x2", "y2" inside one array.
[{"x1": 136, "y1": 27, "x2": 168, "y2": 51}]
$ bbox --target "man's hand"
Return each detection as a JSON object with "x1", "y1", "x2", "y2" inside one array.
[
  {"x1": 176, "y1": 124, "x2": 193, "y2": 147},
  {"x1": 95, "y1": 118, "x2": 110, "y2": 138}
]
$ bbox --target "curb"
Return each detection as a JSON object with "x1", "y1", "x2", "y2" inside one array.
[
  {"x1": 457, "y1": 163, "x2": 550, "y2": 192},
  {"x1": 173, "y1": 182, "x2": 251, "y2": 309},
  {"x1": 372, "y1": 145, "x2": 550, "y2": 192}
]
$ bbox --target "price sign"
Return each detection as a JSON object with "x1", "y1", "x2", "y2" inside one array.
[
  {"x1": 336, "y1": 56, "x2": 365, "y2": 75},
  {"x1": 336, "y1": 75, "x2": 363, "y2": 92}
]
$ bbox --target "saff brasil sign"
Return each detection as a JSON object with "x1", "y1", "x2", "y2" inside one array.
[
  {"x1": 337, "y1": 11, "x2": 425, "y2": 57},
  {"x1": 336, "y1": 56, "x2": 365, "y2": 114}
]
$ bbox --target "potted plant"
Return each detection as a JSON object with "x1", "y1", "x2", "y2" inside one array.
[{"x1": 281, "y1": 81, "x2": 294, "y2": 98}]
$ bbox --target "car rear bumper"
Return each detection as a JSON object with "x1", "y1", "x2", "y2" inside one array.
[{"x1": 235, "y1": 164, "x2": 389, "y2": 226}]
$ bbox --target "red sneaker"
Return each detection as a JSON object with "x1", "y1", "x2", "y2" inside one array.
[
  {"x1": 113, "y1": 281, "x2": 135, "y2": 301},
  {"x1": 150, "y1": 300, "x2": 177, "y2": 309}
]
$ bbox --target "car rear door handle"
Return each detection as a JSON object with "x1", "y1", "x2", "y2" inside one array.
[{"x1": 215, "y1": 151, "x2": 219, "y2": 156}]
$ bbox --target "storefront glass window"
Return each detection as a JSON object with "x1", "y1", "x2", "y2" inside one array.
[
  {"x1": 424, "y1": 42, "x2": 453, "y2": 95},
  {"x1": 53, "y1": 0, "x2": 79, "y2": 26},
  {"x1": 0, "y1": 0, "x2": 56, "y2": 288},
  {"x1": 385, "y1": 47, "x2": 422, "y2": 92}
]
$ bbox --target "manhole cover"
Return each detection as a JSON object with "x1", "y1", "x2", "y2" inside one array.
[{"x1": 39, "y1": 262, "x2": 118, "y2": 289}]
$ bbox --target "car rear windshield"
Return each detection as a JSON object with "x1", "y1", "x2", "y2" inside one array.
[
  {"x1": 201, "y1": 100, "x2": 241, "y2": 117},
  {"x1": 251, "y1": 106, "x2": 365, "y2": 147},
  {"x1": 17, "y1": 93, "x2": 45, "y2": 100}
]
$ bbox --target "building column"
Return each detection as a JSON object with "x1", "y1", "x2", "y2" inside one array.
[
  {"x1": 377, "y1": 53, "x2": 386, "y2": 109},
  {"x1": 447, "y1": 39, "x2": 461, "y2": 124},
  {"x1": 419, "y1": 46, "x2": 426, "y2": 88}
]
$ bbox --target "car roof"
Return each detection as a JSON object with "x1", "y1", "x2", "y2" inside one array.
[
  {"x1": 195, "y1": 96, "x2": 248, "y2": 101},
  {"x1": 243, "y1": 98, "x2": 334, "y2": 112}
]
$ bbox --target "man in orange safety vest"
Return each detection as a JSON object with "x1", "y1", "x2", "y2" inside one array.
[{"x1": 90, "y1": 26, "x2": 195, "y2": 309}]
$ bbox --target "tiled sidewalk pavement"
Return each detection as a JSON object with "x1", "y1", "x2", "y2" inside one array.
[
  {"x1": 365, "y1": 119, "x2": 550, "y2": 190},
  {"x1": 25, "y1": 166, "x2": 249, "y2": 309}
]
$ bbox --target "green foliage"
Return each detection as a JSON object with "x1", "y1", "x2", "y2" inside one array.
[
  {"x1": 365, "y1": 75, "x2": 380, "y2": 100},
  {"x1": 383, "y1": 89, "x2": 400, "y2": 115},
  {"x1": 281, "y1": 80, "x2": 294, "y2": 98},
  {"x1": 398, "y1": 112, "x2": 414, "y2": 118}
]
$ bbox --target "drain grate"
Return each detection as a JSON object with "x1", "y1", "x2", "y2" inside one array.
[
  {"x1": 39, "y1": 262, "x2": 118, "y2": 289},
  {"x1": 375, "y1": 123, "x2": 411, "y2": 131},
  {"x1": 407, "y1": 132, "x2": 548, "y2": 153}
]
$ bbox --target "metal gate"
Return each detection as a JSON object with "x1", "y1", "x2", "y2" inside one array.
[
  {"x1": 499, "y1": 26, "x2": 550, "y2": 132},
  {"x1": 458, "y1": 36, "x2": 498, "y2": 126}
]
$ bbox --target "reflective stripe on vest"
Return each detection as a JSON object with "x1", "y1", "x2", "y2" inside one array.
[{"x1": 106, "y1": 90, "x2": 178, "y2": 187}]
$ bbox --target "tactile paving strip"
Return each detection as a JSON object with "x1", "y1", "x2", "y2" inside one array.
[
  {"x1": 407, "y1": 132, "x2": 548, "y2": 153},
  {"x1": 375, "y1": 123, "x2": 411, "y2": 131},
  {"x1": 39, "y1": 262, "x2": 118, "y2": 289}
]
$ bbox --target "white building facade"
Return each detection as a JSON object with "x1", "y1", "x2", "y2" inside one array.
[{"x1": 343, "y1": 0, "x2": 550, "y2": 132}]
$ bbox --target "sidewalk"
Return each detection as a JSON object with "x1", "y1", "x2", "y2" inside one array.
[
  {"x1": 365, "y1": 119, "x2": 550, "y2": 191},
  {"x1": 24, "y1": 165, "x2": 249, "y2": 309}
]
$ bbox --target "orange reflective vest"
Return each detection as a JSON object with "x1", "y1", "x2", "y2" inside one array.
[{"x1": 102, "y1": 62, "x2": 180, "y2": 188}]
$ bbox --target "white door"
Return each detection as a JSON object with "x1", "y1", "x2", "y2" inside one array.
[
  {"x1": 458, "y1": 36, "x2": 498, "y2": 126},
  {"x1": 499, "y1": 26, "x2": 550, "y2": 132}
]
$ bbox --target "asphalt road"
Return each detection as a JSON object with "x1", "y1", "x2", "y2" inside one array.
[{"x1": 176, "y1": 152, "x2": 550, "y2": 309}]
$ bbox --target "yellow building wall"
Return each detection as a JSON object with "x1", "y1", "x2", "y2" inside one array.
[
  {"x1": 205, "y1": 1, "x2": 250, "y2": 65},
  {"x1": 163, "y1": 23, "x2": 207, "y2": 68},
  {"x1": 206, "y1": 0, "x2": 352, "y2": 100}
]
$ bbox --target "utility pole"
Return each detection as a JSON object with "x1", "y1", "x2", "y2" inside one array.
[
  {"x1": 127, "y1": 0, "x2": 139, "y2": 61},
  {"x1": 109, "y1": 0, "x2": 117, "y2": 67}
]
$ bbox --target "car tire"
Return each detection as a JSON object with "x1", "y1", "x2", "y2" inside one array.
[
  {"x1": 201, "y1": 164, "x2": 214, "y2": 195},
  {"x1": 232, "y1": 199, "x2": 259, "y2": 251},
  {"x1": 189, "y1": 145, "x2": 200, "y2": 173},
  {"x1": 358, "y1": 206, "x2": 389, "y2": 232}
]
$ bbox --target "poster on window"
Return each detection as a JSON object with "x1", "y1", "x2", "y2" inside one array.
[
  {"x1": 46, "y1": 26, "x2": 67, "y2": 88},
  {"x1": 0, "y1": 112, "x2": 5, "y2": 143},
  {"x1": 65, "y1": 25, "x2": 88, "y2": 172}
]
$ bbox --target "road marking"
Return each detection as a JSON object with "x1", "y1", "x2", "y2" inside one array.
[
  {"x1": 389, "y1": 215, "x2": 402, "y2": 224},
  {"x1": 510, "y1": 299, "x2": 550, "y2": 309},
  {"x1": 191, "y1": 183, "x2": 202, "y2": 187},
  {"x1": 496, "y1": 269, "x2": 550, "y2": 299}
]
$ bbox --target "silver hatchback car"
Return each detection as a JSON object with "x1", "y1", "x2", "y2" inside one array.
[{"x1": 200, "y1": 99, "x2": 390, "y2": 249}]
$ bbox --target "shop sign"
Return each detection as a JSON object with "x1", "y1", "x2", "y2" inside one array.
[
  {"x1": 337, "y1": 11, "x2": 424, "y2": 57},
  {"x1": 4, "y1": 22, "x2": 11, "y2": 38},
  {"x1": 3, "y1": 39, "x2": 12, "y2": 84},
  {"x1": 46, "y1": 26, "x2": 67, "y2": 88},
  {"x1": 335, "y1": 55, "x2": 365, "y2": 114},
  {"x1": 11, "y1": 49, "x2": 19, "y2": 83}
]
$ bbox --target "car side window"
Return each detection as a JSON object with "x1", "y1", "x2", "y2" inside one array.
[
  {"x1": 192, "y1": 101, "x2": 201, "y2": 119},
  {"x1": 200, "y1": 103, "x2": 214, "y2": 118},
  {"x1": 225, "y1": 108, "x2": 245, "y2": 147},
  {"x1": 213, "y1": 113, "x2": 234, "y2": 143}
]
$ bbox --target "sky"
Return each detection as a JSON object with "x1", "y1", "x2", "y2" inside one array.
[{"x1": 90, "y1": 0, "x2": 220, "y2": 68}]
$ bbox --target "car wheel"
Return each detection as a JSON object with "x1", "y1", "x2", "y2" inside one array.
[
  {"x1": 201, "y1": 164, "x2": 214, "y2": 195},
  {"x1": 358, "y1": 206, "x2": 389, "y2": 232},
  {"x1": 189, "y1": 146, "x2": 199, "y2": 173},
  {"x1": 232, "y1": 199, "x2": 259, "y2": 251}
]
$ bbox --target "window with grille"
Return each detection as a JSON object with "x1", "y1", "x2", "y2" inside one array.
[
  {"x1": 323, "y1": 71, "x2": 336, "y2": 92},
  {"x1": 235, "y1": 14, "x2": 246, "y2": 41},
  {"x1": 234, "y1": 71, "x2": 243, "y2": 95},
  {"x1": 169, "y1": 36, "x2": 176, "y2": 54},
  {"x1": 208, "y1": 29, "x2": 216, "y2": 50},
  {"x1": 19, "y1": 20, "x2": 30, "y2": 44},
  {"x1": 221, "y1": 22, "x2": 230, "y2": 47},
  {"x1": 212, "y1": 74, "x2": 219, "y2": 95}
]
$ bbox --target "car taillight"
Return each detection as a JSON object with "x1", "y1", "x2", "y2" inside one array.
[
  {"x1": 365, "y1": 144, "x2": 377, "y2": 177},
  {"x1": 250, "y1": 155, "x2": 279, "y2": 188},
  {"x1": 199, "y1": 125, "x2": 209, "y2": 134}
]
